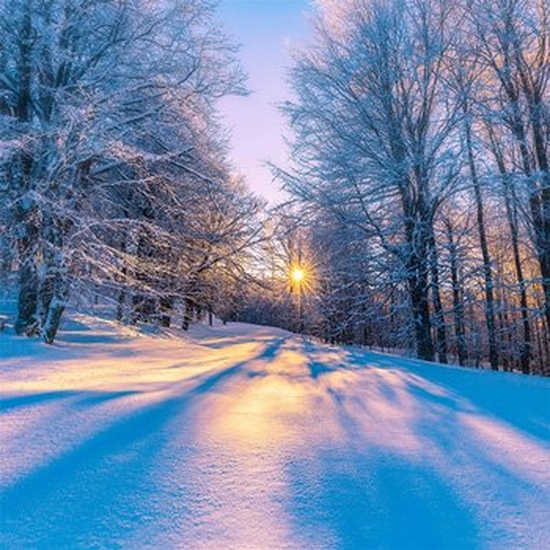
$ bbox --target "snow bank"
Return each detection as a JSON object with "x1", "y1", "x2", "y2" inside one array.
[{"x1": 1, "y1": 316, "x2": 549, "y2": 549}]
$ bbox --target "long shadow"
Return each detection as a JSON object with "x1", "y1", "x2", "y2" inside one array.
[
  {"x1": 3, "y1": 332, "x2": 546, "y2": 548},
  {"x1": 341, "y1": 347, "x2": 550, "y2": 443},
  {"x1": 0, "y1": 391, "x2": 79, "y2": 412},
  {"x1": 0, "y1": 337, "x2": 45, "y2": 363},
  {"x1": 302, "y1": 340, "x2": 342, "y2": 379},
  {"x1": 0, "y1": 331, "x2": 135, "y2": 364},
  {"x1": 252, "y1": 340, "x2": 483, "y2": 548},
  {"x1": 157, "y1": 337, "x2": 287, "y2": 393},
  {"x1": 266, "y1": 337, "x2": 548, "y2": 548},
  {"x1": 58, "y1": 333, "x2": 127, "y2": 345},
  {"x1": 196, "y1": 333, "x2": 280, "y2": 350},
  {"x1": 0, "y1": 390, "x2": 143, "y2": 413},
  {"x1": 0, "y1": 336, "x2": 287, "y2": 547},
  {"x1": 285, "y1": 448, "x2": 481, "y2": 549},
  {"x1": 260, "y1": 337, "x2": 286, "y2": 361}
]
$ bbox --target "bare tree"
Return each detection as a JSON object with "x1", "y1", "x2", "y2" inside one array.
[
  {"x1": 0, "y1": 0, "x2": 250, "y2": 342},
  {"x1": 279, "y1": 0, "x2": 461, "y2": 361}
]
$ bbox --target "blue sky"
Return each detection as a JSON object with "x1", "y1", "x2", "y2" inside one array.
[{"x1": 218, "y1": 0, "x2": 312, "y2": 203}]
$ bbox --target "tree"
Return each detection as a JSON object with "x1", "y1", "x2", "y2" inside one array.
[
  {"x1": 464, "y1": 0, "x2": 550, "y2": 335},
  {"x1": 0, "y1": 0, "x2": 249, "y2": 342},
  {"x1": 279, "y1": 0, "x2": 461, "y2": 361},
  {"x1": 277, "y1": 0, "x2": 549, "y2": 373}
]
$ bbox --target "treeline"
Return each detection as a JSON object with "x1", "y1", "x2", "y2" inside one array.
[
  {"x1": 277, "y1": 0, "x2": 550, "y2": 375},
  {"x1": 0, "y1": 0, "x2": 265, "y2": 342}
]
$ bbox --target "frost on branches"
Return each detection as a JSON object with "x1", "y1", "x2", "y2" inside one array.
[
  {"x1": 0, "y1": 0, "x2": 264, "y2": 343},
  {"x1": 277, "y1": 0, "x2": 550, "y2": 374}
]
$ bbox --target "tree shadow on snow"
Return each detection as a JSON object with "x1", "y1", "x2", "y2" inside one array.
[
  {"x1": 342, "y1": 347, "x2": 550, "y2": 443},
  {"x1": 0, "y1": 389, "x2": 141, "y2": 413},
  {"x1": 261, "y1": 336, "x2": 547, "y2": 549},
  {"x1": 0, "y1": 337, "x2": 287, "y2": 548},
  {"x1": 2, "y1": 332, "x2": 548, "y2": 549}
]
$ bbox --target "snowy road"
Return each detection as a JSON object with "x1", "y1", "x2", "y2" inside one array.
[{"x1": 1, "y1": 318, "x2": 550, "y2": 549}]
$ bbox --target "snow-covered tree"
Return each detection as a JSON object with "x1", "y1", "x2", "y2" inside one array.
[
  {"x1": 280, "y1": 0, "x2": 461, "y2": 361},
  {"x1": 0, "y1": 0, "x2": 254, "y2": 342},
  {"x1": 278, "y1": 0, "x2": 549, "y2": 374}
]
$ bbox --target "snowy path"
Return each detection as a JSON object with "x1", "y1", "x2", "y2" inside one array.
[{"x1": 1, "y1": 318, "x2": 550, "y2": 549}]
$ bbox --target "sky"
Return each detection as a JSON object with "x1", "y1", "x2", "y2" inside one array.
[{"x1": 218, "y1": 0, "x2": 312, "y2": 204}]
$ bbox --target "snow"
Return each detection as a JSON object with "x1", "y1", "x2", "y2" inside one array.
[{"x1": 1, "y1": 315, "x2": 549, "y2": 549}]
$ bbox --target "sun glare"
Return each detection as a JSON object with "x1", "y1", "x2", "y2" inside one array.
[{"x1": 291, "y1": 267, "x2": 305, "y2": 284}]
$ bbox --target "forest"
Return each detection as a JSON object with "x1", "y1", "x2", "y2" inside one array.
[{"x1": 1, "y1": 0, "x2": 549, "y2": 376}]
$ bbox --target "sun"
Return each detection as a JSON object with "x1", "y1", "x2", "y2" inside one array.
[{"x1": 291, "y1": 267, "x2": 305, "y2": 284}]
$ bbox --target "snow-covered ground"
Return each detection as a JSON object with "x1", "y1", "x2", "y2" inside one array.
[{"x1": 1, "y1": 316, "x2": 549, "y2": 549}]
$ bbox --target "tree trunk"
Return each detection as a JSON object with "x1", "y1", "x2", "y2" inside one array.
[
  {"x1": 428, "y1": 228, "x2": 448, "y2": 364},
  {"x1": 42, "y1": 254, "x2": 69, "y2": 344},
  {"x1": 408, "y1": 272, "x2": 435, "y2": 361},
  {"x1": 486, "y1": 127, "x2": 532, "y2": 373},
  {"x1": 182, "y1": 297, "x2": 193, "y2": 331},
  {"x1": 498, "y1": 74, "x2": 549, "y2": 363},
  {"x1": 530, "y1": 147, "x2": 550, "y2": 334},
  {"x1": 116, "y1": 290, "x2": 126, "y2": 322},
  {"x1": 445, "y1": 219, "x2": 467, "y2": 366},
  {"x1": 40, "y1": 215, "x2": 69, "y2": 344},
  {"x1": 400, "y1": 178, "x2": 435, "y2": 362},
  {"x1": 37, "y1": 270, "x2": 55, "y2": 327},
  {"x1": 465, "y1": 117, "x2": 499, "y2": 370},
  {"x1": 14, "y1": 246, "x2": 39, "y2": 335},
  {"x1": 13, "y1": 198, "x2": 39, "y2": 336},
  {"x1": 159, "y1": 296, "x2": 172, "y2": 327},
  {"x1": 12, "y1": 5, "x2": 38, "y2": 336},
  {"x1": 405, "y1": 227, "x2": 435, "y2": 362},
  {"x1": 37, "y1": 213, "x2": 56, "y2": 327},
  {"x1": 519, "y1": 63, "x2": 550, "y2": 334}
]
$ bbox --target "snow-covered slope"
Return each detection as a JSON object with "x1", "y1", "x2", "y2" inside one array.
[{"x1": 1, "y1": 316, "x2": 549, "y2": 549}]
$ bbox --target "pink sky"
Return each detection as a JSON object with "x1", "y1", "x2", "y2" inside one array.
[{"x1": 219, "y1": 0, "x2": 311, "y2": 204}]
